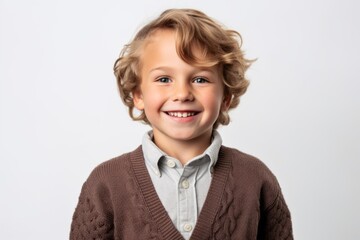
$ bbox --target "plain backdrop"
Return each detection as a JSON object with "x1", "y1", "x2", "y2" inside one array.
[{"x1": 1, "y1": 0, "x2": 359, "y2": 239}]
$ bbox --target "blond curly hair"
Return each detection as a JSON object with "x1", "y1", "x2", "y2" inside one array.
[{"x1": 114, "y1": 8, "x2": 252, "y2": 128}]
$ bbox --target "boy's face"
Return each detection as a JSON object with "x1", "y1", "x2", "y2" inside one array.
[{"x1": 133, "y1": 29, "x2": 228, "y2": 150}]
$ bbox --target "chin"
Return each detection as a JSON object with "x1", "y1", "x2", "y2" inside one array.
[{"x1": 170, "y1": 130, "x2": 208, "y2": 141}]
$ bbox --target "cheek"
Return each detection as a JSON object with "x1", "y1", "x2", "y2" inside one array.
[
  {"x1": 142, "y1": 93, "x2": 164, "y2": 109},
  {"x1": 202, "y1": 91, "x2": 224, "y2": 113}
]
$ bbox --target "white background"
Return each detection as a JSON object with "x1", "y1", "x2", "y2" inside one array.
[{"x1": 1, "y1": 0, "x2": 359, "y2": 239}]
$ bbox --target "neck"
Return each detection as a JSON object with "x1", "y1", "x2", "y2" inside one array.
[{"x1": 153, "y1": 132, "x2": 212, "y2": 165}]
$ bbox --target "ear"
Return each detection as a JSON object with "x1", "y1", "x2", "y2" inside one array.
[
  {"x1": 222, "y1": 95, "x2": 232, "y2": 111},
  {"x1": 133, "y1": 89, "x2": 144, "y2": 110}
]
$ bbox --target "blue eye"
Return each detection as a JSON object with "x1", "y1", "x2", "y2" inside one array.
[
  {"x1": 157, "y1": 77, "x2": 171, "y2": 83},
  {"x1": 193, "y1": 77, "x2": 208, "y2": 83}
]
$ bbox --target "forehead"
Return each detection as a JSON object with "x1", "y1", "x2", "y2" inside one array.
[
  {"x1": 140, "y1": 29, "x2": 217, "y2": 68},
  {"x1": 140, "y1": 30, "x2": 221, "y2": 75},
  {"x1": 139, "y1": 29, "x2": 177, "y2": 69},
  {"x1": 140, "y1": 29, "x2": 179, "y2": 58},
  {"x1": 144, "y1": 29, "x2": 175, "y2": 50}
]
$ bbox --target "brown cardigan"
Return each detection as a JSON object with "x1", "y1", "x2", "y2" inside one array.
[{"x1": 70, "y1": 146, "x2": 293, "y2": 239}]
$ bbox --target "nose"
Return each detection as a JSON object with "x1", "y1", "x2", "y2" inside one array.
[{"x1": 172, "y1": 82, "x2": 194, "y2": 102}]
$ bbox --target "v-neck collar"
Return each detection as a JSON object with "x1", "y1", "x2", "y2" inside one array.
[{"x1": 130, "y1": 145, "x2": 232, "y2": 240}]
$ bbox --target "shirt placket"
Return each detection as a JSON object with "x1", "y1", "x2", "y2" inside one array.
[{"x1": 178, "y1": 166, "x2": 198, "y2": 238}]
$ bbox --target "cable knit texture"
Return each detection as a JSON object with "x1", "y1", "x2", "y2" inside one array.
[{"x1": 70, "y1": 146, "x2": 293, "y2": 240}]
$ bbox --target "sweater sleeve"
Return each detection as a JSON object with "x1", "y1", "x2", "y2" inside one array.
[
  {"x1": 70, "y1": 182, "x2": 114, "y2": 240},
  {"x1": 258, "y1": 191, "x2": 293, "y2": 240}
]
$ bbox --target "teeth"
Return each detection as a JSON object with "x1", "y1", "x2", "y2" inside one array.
[{"x1": 168, "y1": 112, "x2": 195, "y2": 118}]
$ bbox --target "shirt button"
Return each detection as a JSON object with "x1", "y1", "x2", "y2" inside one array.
[
  {"x1": 181, "y1": 179, "x2": 189, "y2": 189},
  {"x1": 166, "y1": 159, "x2": 176, "y2": 168},
  {"x1": 183, "y1": 223, "x2": 193, "y2": 232}
]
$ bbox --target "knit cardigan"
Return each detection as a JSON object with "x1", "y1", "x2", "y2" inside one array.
[{"x1": 70, "y1": 146, "x2": 293, "y2": 240}]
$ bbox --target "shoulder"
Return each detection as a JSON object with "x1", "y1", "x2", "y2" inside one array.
[
  {"x1": 85, "y1": 146, "x2": 143, "y2": 187},
  {"x1": 220, "y1": 146, "x2": 281, "y2": 207},
  {"x1": 220, "y1": 145, "x2": 276, "y2": 178}
]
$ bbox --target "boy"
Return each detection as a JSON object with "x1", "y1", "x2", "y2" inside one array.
[{"x1": 70, "y1": 9, "x2": 293, "y2": 240}]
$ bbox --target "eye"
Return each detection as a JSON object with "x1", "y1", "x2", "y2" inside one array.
[
  {"x1": 156, "y1": 77, "x2": 171, "y2": 83},
  {"x1": 193, "y1": 77, "x2": 209, "y2": 84}
]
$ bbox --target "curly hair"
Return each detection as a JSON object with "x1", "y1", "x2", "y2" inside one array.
[{"x1": 113, "y1": 8, "x2": 253, "y2": 128}]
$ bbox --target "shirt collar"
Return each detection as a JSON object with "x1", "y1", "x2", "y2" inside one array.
[{"x1": 142, "y1": 130, "x2": 222, "y2": 176}]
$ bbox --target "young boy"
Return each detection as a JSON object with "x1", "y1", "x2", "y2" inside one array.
[{"x1": 70, "y1": 9, "x2": 293, "y2": 240}]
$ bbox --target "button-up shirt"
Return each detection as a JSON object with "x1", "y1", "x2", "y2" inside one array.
[{"x1": 142, "y1": 130, "x2": 222, "y2": 239}]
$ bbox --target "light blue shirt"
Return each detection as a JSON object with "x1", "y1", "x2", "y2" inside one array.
[{"x1": 142, "y1": 130, "x2": 222, "y2": 239}]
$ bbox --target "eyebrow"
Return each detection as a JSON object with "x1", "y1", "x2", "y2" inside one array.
[
  {"x1": 149, "y1": 66, "x2": 217, "y2": 75},
  {"x1": 149, "y1": 66, "x2": 172, "y2": 73}
]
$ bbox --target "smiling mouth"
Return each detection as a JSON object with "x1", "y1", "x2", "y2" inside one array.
[{"x1": 166, "y1": 111, "x2": 199, "y2": 118}]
